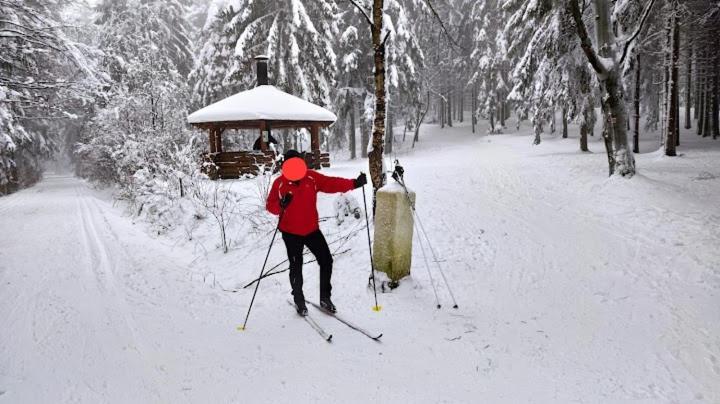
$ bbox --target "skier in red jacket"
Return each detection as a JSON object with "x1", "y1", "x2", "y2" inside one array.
[{"x1": 267, "y1": 150, "x2": 367, "y2": 316}]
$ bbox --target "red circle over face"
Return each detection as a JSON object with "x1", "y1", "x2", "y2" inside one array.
[{"x1": 282, "y1": 157, "x2": 307, "y2": 181}]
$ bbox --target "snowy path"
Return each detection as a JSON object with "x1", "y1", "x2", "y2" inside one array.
[
  {"x1": 1, "y1": 125, "x2": 719, "y2": 403},
  {"x1": 0, "y1": 176, "x2": 241, "y2": 403}
]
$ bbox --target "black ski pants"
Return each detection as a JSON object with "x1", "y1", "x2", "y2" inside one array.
[{"x1": 281, "y1": 230, "x2": 333, "y2": 303}]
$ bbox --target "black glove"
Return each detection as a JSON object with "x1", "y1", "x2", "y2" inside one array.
[
  {"x1": 354, "y1": 173, "x2": 367, "y2": 188},
  {"x1": 280, "y1": 193, "x2": 293, "y2": 208}
]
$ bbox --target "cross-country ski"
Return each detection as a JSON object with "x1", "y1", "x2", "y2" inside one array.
[
  {"x1": 306, "y1": 300, "x2": 383, "y2": 341},
  {"x1": 287, "y1": 300, "x2": 332, "y2": 342}
]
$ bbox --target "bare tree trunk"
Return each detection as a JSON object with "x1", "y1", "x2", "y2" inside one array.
[
  {"x1": 369, "y1": 0, "x2": 387, "y2": 197},
  {"x1": 713, "y1": 52, "x2": 720, "y2": 139},
  {"x1": 634, "y1": 53, "x2": 641, "y2": 153},
  {"x1": 498, "y1": 90, "x2": 505, "y2": 129},
  {"x1": 570, "y1": 0, "x2": 637, "y2": 176},
  {"x1": 413, "y1": 91, "x2": 430, "y2": 147},
  {"x1": 348, "y1": 90, "x2": 356, "y2": 159},
  {"x1": 440, "y1": 96, "x2": 445, "y2": 128},
  {"x1": 471, "y1": 84, "x2": 476, "y2": 133},
  {"x1": 665, "y1": 8, "x2": 680, "y2": 152},
  {"x1": 694, "y1": 45, "x2": 701, "y2": 120},
  {"x1": 447, "y1": 91, "x2": 453, "y2": 127},
  {"x1": 533, "y1": 124, "x2": 542, "y2": 145},
  {"x1": 458, "y1": 90, "x2": 463, "y2": 122},
  {"x1": 685, "y1": 39, "x2": 692, "y2": 129},
  {"x1": 698, "y1": 55, "x2": 706, "y2": 136},
  {"x1": 703, "y1": 67, "x2": 712, "y2": 137},
  {"x1": 550, "y1": 108, "x2": 556, "y2": 133},
  {"x1": 489, "y1": 108, "x2": 495, "y2": 133},
  {"x1": 361, "y1": 119, "x2": 369, "y2": 158},
  {"x1": 664, "y1": 5, "x2": 679, "y2": 156},
  {"x1": 385, "y1": 109, "x2": 393, "y2": 155},
  {"x1": 562, "y1": 107, "x2": 568, "y2": 138},
  {"x1": 580, "y1": 119, "x2": 589, "y2": 152}
]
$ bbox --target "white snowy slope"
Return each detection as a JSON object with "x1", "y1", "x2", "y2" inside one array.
[{"x1": 1, "y1": 122, "x2": 719, "y2": 404}]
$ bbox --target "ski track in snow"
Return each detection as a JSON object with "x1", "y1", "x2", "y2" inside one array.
[{"x1": 1, "y1": 123, "x2": 719, "y2": 403}]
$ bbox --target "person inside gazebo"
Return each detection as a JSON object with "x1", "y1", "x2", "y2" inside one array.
[{"x1": 252, "y1": 132, "x2": 278, "y2": 151}]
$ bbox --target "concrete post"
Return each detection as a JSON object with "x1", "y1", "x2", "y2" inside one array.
[{"x1": 373, "y1": 181, "x2": 415, "y2": 284}]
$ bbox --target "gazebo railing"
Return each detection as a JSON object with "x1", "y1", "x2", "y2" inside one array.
[{"x1": 201, "y1": 150, "x2": 330, "y2": 180}]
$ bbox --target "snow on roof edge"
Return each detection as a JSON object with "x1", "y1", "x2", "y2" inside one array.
[{"x1": 187, "y1": 85, "x2": 337, "y2": 124}]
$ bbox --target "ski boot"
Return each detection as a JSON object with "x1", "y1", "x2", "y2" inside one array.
[
  {"x1": 295, "y1": 299, "x2": 308, "y2": 316},
  {"x1": 319, "y1": 298, "x2": 337, "y2": 314}
]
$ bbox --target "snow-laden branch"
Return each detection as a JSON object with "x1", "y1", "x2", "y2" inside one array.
[
  {"x1": 419, "y1": 0, "x2": 463, "y2": 50},
  {"x1": 619, "y1": 0, "x2": 657, "y2": 65},
  {"x1": 344, "y1": 0, "x2": 373, "y2": 27},
  {"x1": 568, "y1": 0, "x2": 607, "y2": 76}
]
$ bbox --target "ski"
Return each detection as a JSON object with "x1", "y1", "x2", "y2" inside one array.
[
  {"x1": 287, "y1": 300, "x2": 332, "y2": 342},
  {"x1": 306, "y1": 300, "x2": 383, "y2": 341}
]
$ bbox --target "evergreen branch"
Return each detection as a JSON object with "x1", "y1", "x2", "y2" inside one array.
[
  {"x1": 421, "y1": 0, "x2": 463, "y2": 50},
  {"x1": 619, "y1": 0, "x2": 657, "y2": 65},
  {"x1": 344, "y1": 0, "x2": 373, "y2": 27},
  {"x1": 568, "y1": 0, "x2": 607, "y2": 76}
]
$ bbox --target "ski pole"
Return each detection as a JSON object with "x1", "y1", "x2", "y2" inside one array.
[
  {"x1": 392, "y1": 166, "x2": 458, "y2": 309},
  {"x1": 362, "y1": 181, "x2": 381, "y2": 312},
  {"x1": 238, "y1": 208, "x2": 285, "y2": 331},
  {"x1": 415, "y1": 217, "x2": 442, "y2": 309},
  {"x1": 414, "y1": 212, "x2": 459, "y2": 309}
]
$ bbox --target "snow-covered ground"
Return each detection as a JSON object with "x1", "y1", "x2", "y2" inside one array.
[{"x1": 1, "y1": 122, "x2": 719, "y2": 403}]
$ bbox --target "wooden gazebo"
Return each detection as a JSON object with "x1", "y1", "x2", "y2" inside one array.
[{"x1": 187, "y1": 56, "x2": 335, "y2": 179}]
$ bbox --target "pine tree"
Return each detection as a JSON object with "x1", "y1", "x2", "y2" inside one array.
[
  {"x1": 190, "y1": 0, "x2": 339, "y2": 109},
  {"x1": 0, "y1": 0, "x2": 100, "y2": 194}
]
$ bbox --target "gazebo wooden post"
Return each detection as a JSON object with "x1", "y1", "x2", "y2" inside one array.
[
  {"x1": 310, "y1": 123, "x2": 320, "y2": 169},
  {"x1": 208, "y1": 126, "x2": 217, "y2": 153},
  {"x1": 259, "y1": 120, "x2": 268, "y2": 151},
  {"x1": 215, "y1": 127, "x2": 223, "y2": 153}
]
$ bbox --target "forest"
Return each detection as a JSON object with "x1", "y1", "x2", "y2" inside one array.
[{"x1": 1, "y1": 0, "x2": 718, "y2": 197}]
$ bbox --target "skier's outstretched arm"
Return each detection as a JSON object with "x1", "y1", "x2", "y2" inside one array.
[{"x1": 312, "y1": 171, "x2": 365, "y2": 194}]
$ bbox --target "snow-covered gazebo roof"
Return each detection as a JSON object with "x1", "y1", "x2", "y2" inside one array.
[
  {"x1": 188, "y1": 56, "x2": 335, "y2": 179},
  {"x1": 187, "y1": 85, "x2": 336, "y2": 129}
]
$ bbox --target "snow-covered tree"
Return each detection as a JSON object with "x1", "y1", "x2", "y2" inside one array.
[
  {"x1": 0, "y1": 0, "x2": 100, "y2": 194},
  {"x1": 190, "y1": 0, "x2": 339, "y2": 109},
  {"x1": 75, "y1": 0, "x2": 198, "y2": 195},
  {"x1": 469, "y1": 0, "x2": 509, "y2": 134}
]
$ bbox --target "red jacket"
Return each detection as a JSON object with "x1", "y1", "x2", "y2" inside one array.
[{"x1": 266, "y1": 170, "x2": 356, "y2": 236}]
